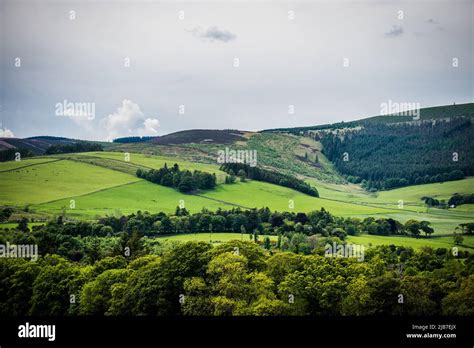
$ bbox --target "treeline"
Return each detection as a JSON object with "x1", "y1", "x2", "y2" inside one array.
[
  {"x1": 220, "y1": 163, "x2": 319, "y2": 197},
  {"x1": 0, "y1": 148, "x2": 35, "y2": 162},
  {"x1": 5, "y1": 207, "x2": 471, "y2": 257},
  {"x1": 136, "y1": 164, "x2": 216, "y2": 193},
  {"x1": 113, "y1": 136, "x2": 157, "y2": 143},
  {"x1": 0, "y1": 238, "x2": 473, "y2": 316},
  {"x1": 261, "y1": 120, "x2": 359, "y2": 135},
  {"x1": 321, "y1": 118, "x2": 473, "y2": 190},
  {"x1": 422, "y1": 193, "x2": 474, "y2": 208},
  {"x1": 448, "y1": 194, "x2": 474, "y2": 207},
  {"x1": 45, "y1": 142, "x2": 103, "y2": 155}
]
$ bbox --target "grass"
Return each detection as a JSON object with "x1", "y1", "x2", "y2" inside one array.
[
  {"x1": 0, "y1": 159, "x2": 139, "y2": 205},
  {"x1": 157, "y1": 232, "x2": 474, "y2": 252},
  {"x1": 347, "y1": 234, "x2": 474, "y2": 251},
  {"x1": 70, "y1": 152, "x2": 227, "y2": 183},
  {"x1": 185, "y1": 133, "x2": 346, "y2": 184},
  {"x1": 32, "y1": 180, "x2": 233, "y2": 219},
  {"x1": 200, "y1": 181, "x2": 397, "y2": 215},
  {"x1": 0, "y1": 157, "x2": 61, "y2": 172},
  {"x1": 33, "y1": 179, "x2": 393, "y2": 219},
  {"x1": 1, "y1": 151, "x2": 472, "y2": 237},
  {"x1": 156, "y1": 232, "x2": 278, "y2": 244},
  {"x1": 304, "y1": 177, "x2": 474, "y2": 234}
]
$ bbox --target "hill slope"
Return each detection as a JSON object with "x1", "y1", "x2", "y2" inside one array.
[{"x1": 0, "y1": 152, "x2": 472, "y2": 235}]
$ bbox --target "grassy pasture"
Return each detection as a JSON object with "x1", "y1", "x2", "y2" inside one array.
[
  {"x1": 70, "y1": 152, "x2": 227, "y2": 183},
  {"x1": 347, "y1": 234, "x2": 474, "y2": 251},
  {"x1": 156, "y1": 232, "x2": 278, "y2": 244},
  {"x1": 0, "y1": 159, "x2": 139, "y2": 206},
  {"x1": 0, "y1": 157, "x2": 60, "y2": 172},
  {"x1": 200, "y1": 181, "x2": 397, "y2": 215},
  {"x1": 0, "y1": 152, "x2": 472, "y2": 237},
  {"x1": 32, "y1": 180, "x2": 233, "y2": 218}
]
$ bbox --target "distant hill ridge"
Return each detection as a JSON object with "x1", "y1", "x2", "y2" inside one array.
[
  {"x1": 149, "y1": 129, "x2": 246, "y2": 145},
  {"x1": 262, "y1": 102, "x2": 474, "y2": 134}
]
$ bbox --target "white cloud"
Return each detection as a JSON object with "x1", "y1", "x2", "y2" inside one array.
[
  {"x1": 101, "y1": 99, "x2": 159, "y2": 140},
  {"x1": 142, "y1": 118, "x2": 160, "y2": 134},
  {"x1": 0, "y1": 128, "x2": 15, "y2": 138}
]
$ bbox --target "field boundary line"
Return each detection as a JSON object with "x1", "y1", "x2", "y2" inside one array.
[
  {"x1": 0, "y1": 159, "x2": 64, "y2": 173},
  {"x1": 33, "y1": 180, "x2": 143, "y2": 206},
  {"x1": 317, "y1": 196, "x2": 413, "y2": 213},
  {"x1": 191, "y1": 193, "x2": 252, "y2": 209}
]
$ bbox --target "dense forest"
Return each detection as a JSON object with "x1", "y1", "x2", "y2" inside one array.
[
  {"x1": 45, "y1": 142, "x2": 104, "y2": 155},
  {"x1": 0, "y1": 208, "x2": 473, "y2": 316},
  {"x1": 136, "y1": 164, "x2": 217, "y2": 192},
  {"x1": 220, "y1": 163, "x2": 319, "y2": 197},
  {"x1": 321, "y1": 118, "x2": 473, "y2": 190},
  {"x1": 262, "y1": 103, "x2": 474, "y2": 134}
]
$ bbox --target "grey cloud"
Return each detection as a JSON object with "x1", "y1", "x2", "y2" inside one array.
[
  {"x1": 192, "y1": 26, "x2": 236, "y2": 42},
  {"x1": 427, "y1": 18, "x2": 444, "y2": 31},
  {"x1": 385, "y1": 25, "x2": 404, "y2": 38}
]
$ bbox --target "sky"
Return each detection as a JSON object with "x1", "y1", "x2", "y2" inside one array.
[{"x1": 0, "y1": 0, "x2": 472, "y2": 141}]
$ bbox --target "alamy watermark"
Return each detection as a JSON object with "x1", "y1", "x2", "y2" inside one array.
[
  {"x1": 217, "y1": 147, "x2": 258, "y2": 167},
  {"x1": 325, "y1": 242, "x2": 365, "y2": 262},
  {"x1": 55, "y1": 99, "x2": 95, "y2": 120},
  {"x1": 380, "y1": 99, "x2": 420, "y2": 120},
  {"x1": 0, "y1": 242, "x2": 38, "y2": 261},
  {"x1": 18, "y1": 322, "x2": 55, "y2": 341}
]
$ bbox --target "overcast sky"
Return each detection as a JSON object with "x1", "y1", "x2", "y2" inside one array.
[{"x1": 0, "y1": 0, "x2": 472, "y2": 140}]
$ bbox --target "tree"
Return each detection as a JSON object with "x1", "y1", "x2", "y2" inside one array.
[
  {"x1": 253, "y1": 229, "x2": 259, "y2": 243},
  {"x1": 458, "y1": 223, "x2": 474, "y2": 235},
  {"x1": 266, "y1": 252, "x2": 304, "y2": 285},
  {"x1": 18, "y1": 217, "x2": 29, "y2": 232},
  {"x1": 399, "y1": 275, "x2": 436, "y2": 315},
  {"x1": 204, "y1": 252, "x2": 284, "y2": 315},
  {"x1": 237, "y1": 169, "x2": 246, "y2": 182},
  {"x1": 109, "y1": 242, "x2": 212, "y2": 315},
  {"x1": 405, "y1": 220, "x2": 421, "y2": 238},
  {"x1": 178, "y1": 176, "x2": 194, "y2": 193},
  {"x1": 240, "y1": 225, "x2": 246, "y2": 239},
  {"x1": 30, "y1": 255, "x2": 82, "y2": 315},
  {"x1": 264, "y1": 236, "x2": 271, "y2": 249},
  {"x1": 79, "y1": 269, "x2": 129, "y2": 315},
  {"x1": 0, "y1": 258, "x2": 40, "y2": 316},
  {"x1": 419, "y1": 221, "x2": 434, "y2": 237},
  {"x1": 453, "y1": 232, "x2": 464, "y2": 246},
  {"x1": 442, "y1": 275, "x2": 474, "y2": 315}
]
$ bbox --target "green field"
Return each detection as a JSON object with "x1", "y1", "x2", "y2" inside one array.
[
  {"x1": 347, "y1": 234, "x2": 474, "y2": 251},
  {"x1": 70, "y1": 152, "x2": 227, "y2": 183},
  {"x1": 33, "y1": 180, "x2": 232, "y2": 218},
  {"x1": 0, "y1": 151, "x2": 472, "y2": 239},
  {"x1": 152, "y1": 232, "x2": 474, "y2": 252},
  {"x1": 0, "y1": 158, "x2": 139, "y2": 205},
  {"x1": 200, "y1": 181, "x2": 396, "y2": 215},
  {"x1": 0, "y1": 158, "x2": 61, "y2": 172},
  {"x1": 156, "y1": 232, "x2": 278, "y2": 244},
  {"x1": 305, "y1": 177, "x2": 474, "y2": 234}
]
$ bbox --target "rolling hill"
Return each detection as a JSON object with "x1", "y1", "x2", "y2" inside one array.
[
  {"x1": 1, "y1": 103, "x2": 473, "y2": 253},
  {"x1": 150, "y1": 129, "x2": 248, "y2": 145},
  {"x1": 0, "y1": 151, "x2": 472, "y2": 237}
]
